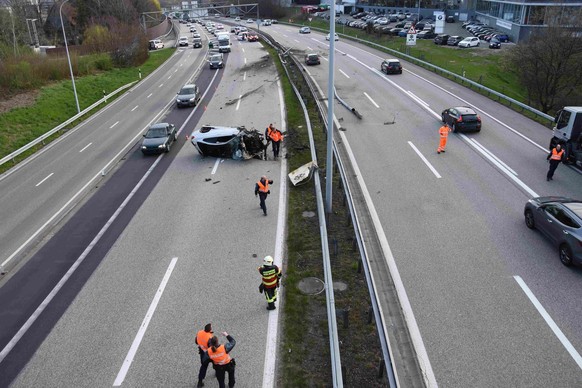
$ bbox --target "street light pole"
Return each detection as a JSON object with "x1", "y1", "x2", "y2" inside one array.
[{"x1": 59, "y1": 0, "x2": 80, "y2": 114}]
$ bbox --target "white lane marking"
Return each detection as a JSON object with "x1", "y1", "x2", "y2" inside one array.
[
  {"x1": 363, "y1": 92, "x2": 379, "y2": 108},
  {"x1": 180, "y1": 63, "x2": 183, "y2": 67},
  {"x1": 167, "y1": 75, "x2": 172, "y2": 80},
  {"x1": 310, "y1": 37, "x2": 320, "y2": 43},
  {"x1": 131, "y1": 105, "x2": 138, "y2": 112},
  {"x1": 113, "y1": 258, "x2": 178, "y2": 386},
  {"x1": 211, "y1": 158, "x2": 221, "y2": 175},
  {"x1": 262, "y1": 78, "x2": 288, "y2": 388},
  {"x1": 244, "y1": 58, "x2": 247, "y2": 65},
  {"x1": 0, "y1": 154, "x2": 167, "y2": 364},
  {"x1": 282, "y1": 34, "x2": 288, "y2": 38},
  {"x1": 110, "y1": 121, "x2": 119, "y2": 129},
  {"x1": 158, "y1": 83, "x2": 163, "y2": 88},
  {"x1": 321, "y1": 56, "x2": 328, "y2": 62},
  {"x1": 35, "y1": 173, "x2": 54, "y2": 187},
  {"x1": 174, "y1": 69, "x2": 177, "y2": 73},
  {"x1": 408, "y1": 141, "x2": 441, "y2": 178},
  {"x1": 79, "y1": 143, "x2": 93, "y2": 153},
  {"x1": 467, "y1": 138, "x2": 518, "y2": 176},
  {"x1": 307, "y1": 74, "x2": 439, "y2": 388},
  {"x1": 241, "y1": 48, "x2": 245, "y2": 53},
  {"x1": 460, "y1": 134, "x2": 538, "y2": 197},
  {"x1": 307, "y1": 46, "x2": 313, "y2": 51},
  {"x1": 147, "y1": 93, "x2": 153, "y2": 98},
  {"x1": 236, "y1": 95, "x2": 242, "y2": 111},
  {"x1": 514, "y1": 276, "x2": 582, "y2": 370},
  {"x1": 407, "y1": 91, "x2": 429, "y2": 107},
  {"x1": 294, "y1": 39, "x2": 300, "y2": 43},
  {"x1": 339, "y1": 69, "x2": 350, "y2": 79},
  {"x1": 243, "y1": 72, "x2": 247, "y2": 81}
]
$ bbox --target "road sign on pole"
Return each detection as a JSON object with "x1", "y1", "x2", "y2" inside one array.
[{"x1": 406, "y1": 27, "x2": 417, "y2": 46}]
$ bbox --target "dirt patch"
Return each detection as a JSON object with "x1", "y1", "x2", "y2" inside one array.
[{"x1": 0, "y1": 89, "x2": 40, "y2": 114}]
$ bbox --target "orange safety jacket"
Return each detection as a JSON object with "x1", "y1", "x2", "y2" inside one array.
[
  {"x1": 439, "y1": 125, "x2": 450, "y2": 138},
  {"x1": 196, "y1": 330, "x2": 213, "y2": 351},
  {"x1": 267, "y1": 127, "x2": 283, "y2": 142},
  {"x1": 259, "y1": 265, "x2": 281, "y2": 288},
  {"x1": 257, "y1": 180, "x2": 269, "y2": 193},
  {"x1": 208, "y1": 345, "x2": 232, "y2": 365},
  {"x1": 550, "y1": 148, "x2": 564, "y2": 161}
]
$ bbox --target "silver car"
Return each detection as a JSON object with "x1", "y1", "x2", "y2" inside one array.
[
  {"x1": 176, "y1": 84, "x2": 200, "y2": 108},
  {"x1": 524, "y1": 196, "x2": 582, "y2": 266}
]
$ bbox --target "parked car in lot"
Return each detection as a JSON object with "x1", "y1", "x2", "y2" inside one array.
[
  {"x1": 447, "y1": 35, "x2": 464, "y2": 46},
  {"x1": 209, "y1": 53, "x2": 224, "y2": 69},
  {"x1": 441, "y1": 107, "x2": 482, "y2": 132},
  {"x1": 190, "y1": 125, "x2": 266, "y2": 159},
  {"x1": 178, "y1": 36, "x2": 189, "y2": 46},
  {"x1": 417, "y1": 30, "x2": 436, "y2": 39},
  {"x1": 489, "y1": 37, "x2": 501, "y2": 49},
  {"x1": 326, "y1": 33, "x2": 339, "y2": 41},
  {"x1": 305, "y1": 53, "x2": 320, "y2": 65},
  {"x1": 458, "y1": 36, "x2": 480, "y2": 48},
  {"x1": 380, "y1": 58, "x2": 402, "y2": 74},
  {"x1": 433, "y1": 34, "x2": 450, "y2": 45},
  {"x1": 176, "y1": 84, "x2": 201, "y2": 108},
  {"x1": 525, "y1": 197, "x2": 582, "y2": 266},
  {"x1": 141, "y1": 123, "x2": 177, "y2": 154},
  {"x1": 299, "y1": 26, "x2": 311, "y2": 34}
]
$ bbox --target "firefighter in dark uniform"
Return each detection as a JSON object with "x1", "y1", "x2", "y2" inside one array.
[{"x1": 258, "y1": 255, "x2": 282, "y2": 310}]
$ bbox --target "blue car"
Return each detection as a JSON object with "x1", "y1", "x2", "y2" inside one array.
[
  {"x1": 494, "y1": 33, "x2": 509, "y2": 42},
  {"x1": 398, "y1": 29, "x2": 408, "y2": 37}
]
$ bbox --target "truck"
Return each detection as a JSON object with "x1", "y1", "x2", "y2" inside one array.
[
  {"x1": 550, "y1": 107, "x2": 582, "y2": 167},
  {"x1": 217, "y1": 33, "x2": 231, "y2": 53}
]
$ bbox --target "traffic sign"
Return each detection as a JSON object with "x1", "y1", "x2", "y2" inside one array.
[{"x1": 408, "y1": 26, "x2": 416, "y2": 34}]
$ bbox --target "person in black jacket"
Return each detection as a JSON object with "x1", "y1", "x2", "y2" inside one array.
[{"x1": 255, "y1": 176, "x2": 274, "y2": 216}]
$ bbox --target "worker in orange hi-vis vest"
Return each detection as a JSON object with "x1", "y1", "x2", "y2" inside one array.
[{"x1": 437, "y1": 124, "x2": 451, "y2": 154}]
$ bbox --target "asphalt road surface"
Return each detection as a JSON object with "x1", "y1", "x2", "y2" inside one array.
[{"x1": 266, "y1": 23, "x2": 582, "y2": 387}]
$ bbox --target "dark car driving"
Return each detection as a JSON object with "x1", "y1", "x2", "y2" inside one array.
[
  {"x1": 209, "y1": 54, "x2": 224, "y2": 69},
  {"x1": 141, "y1": 123, "x2": 177, "y2": 154},
  {"x1": 176, "y1": 84, "x2": 200, "y2": 108},
  {"x1": 441, "y1": 106, "x2": 482, "y2": 132},
  {"x1": 380, "y1": 58, "x2": 402, "y2": 74},
  {"x1": 525, "y1": 197, "x2": 582, "y2": 266},
  {"x1": 305, "y1": 53, "x2": 320, "y2": 65}
]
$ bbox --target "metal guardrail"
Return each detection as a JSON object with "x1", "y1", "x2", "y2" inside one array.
[
  {"x1": 282, "y1": 22, "x2": 554, "y2": 124},
  {"x1": 0, "y1": 81, "x2": 137, "y2": 168}
]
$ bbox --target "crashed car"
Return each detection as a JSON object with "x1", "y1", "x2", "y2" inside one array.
[
  {"x1": 190, "y1": 125, "x2": 267, "y2": 160},
  {"x1": 247, "y1": 33, "x2": 259, "y2": 42}
]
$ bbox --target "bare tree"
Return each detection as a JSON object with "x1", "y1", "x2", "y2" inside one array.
[{"x1": 507, "y1": 6, "x2": 582, "y2": 113}]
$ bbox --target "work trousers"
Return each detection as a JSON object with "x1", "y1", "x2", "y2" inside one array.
[
  {"x1": 198, "y1": 349, "x2": 210, "y2": 381},
  {"x1": 271, "y1": 140, "x2": 281, "y2": 158},
  {"x1": 547, "y1": 159, "x2": 561, "y2": 180},
  {"x1": 258, "y1": 192, "x2": 268, "y2": 215},
  {"x1": 438, "y1": 136, "x2": 448, "y2": 152},
  {"x1": 214, "y1": 361, "x2": 236, "y2": 388},
  {"x1": 264, "y1": 286, "x2": 278, "y2": 309}
]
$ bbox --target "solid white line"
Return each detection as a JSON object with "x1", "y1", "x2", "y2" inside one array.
[
  {"x1": 262, "y1": 79, "x2": 288, "y2": 388},
  {"x1": 407, "y1": 91, "x2": 429, "y2": 107},
  {"x1": 35, "y1": 172, "x2": 54, "y2": 187},
  {"x1": 211, "y1": 158, "x2": 221, "y2": 175},
  {"x1": 79, "y1": 143, "x2": 92, "y2": 153},
  {"x1": 408, "y1": 141, "x2": 441, "y2": 178},
  {"x1": 110, "y1": 121, "x2": 119, "y2": 129},
  {"x1": 0, "y1": 155, "x2": 166, "y2": 364},
  {"x1": 468, "y1": 138, "x2": 518, "y2": 176},
  {"x1": 363, "y1": 92, "x2": 379, "y2": 108},
  {"x1": 514, "y1": 276, "x2": 582, "y2": 369},
  {"x1": 339, "y1": 69, "x2": 350, "y2": 79},
  {"x1": 131, "y1": 106, "x2": 138, "y2": 112},
  {"x1": 236, "y1": 94, "x2": 242, "y2": 111},
  {"x1": 460, "y1": 134, "x2": 538, "y2": 197},
  {"x1": 113, "y1": 257, "x2": 178, "y2": 386}
]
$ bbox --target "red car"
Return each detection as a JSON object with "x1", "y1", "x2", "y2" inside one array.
[{"x1": 247, "y1": 34, "x2": 259, "y2": 42}]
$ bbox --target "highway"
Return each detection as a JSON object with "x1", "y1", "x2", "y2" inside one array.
[
  {"x1": 0, "y1": 23, "x2": 285, "y2": 387},
  {"x1": 265, "y1": 24, "x2": 582, "y2": 386}
]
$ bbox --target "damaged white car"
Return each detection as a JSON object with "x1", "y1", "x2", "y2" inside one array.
[{"x1": 190, "y1": 125, "x2": 267, "y2": 160}]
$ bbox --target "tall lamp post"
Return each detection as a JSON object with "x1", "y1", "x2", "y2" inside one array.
[{"x1": 59, "y1": 0, "x2": 80, "y2": 114}]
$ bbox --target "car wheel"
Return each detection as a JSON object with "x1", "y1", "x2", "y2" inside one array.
[
  {"x1": 399, "y1": 70, "x2": 402, "y2": 74},
  {"x1": 559, "y1": 244, "x2": 573, "y2": 266},
  {"x1": 524, "y1": 210, "x2": 535, "y2": 229},
  {"x1": 441, "y1": 115, "x2": 446, "y2": 123}
]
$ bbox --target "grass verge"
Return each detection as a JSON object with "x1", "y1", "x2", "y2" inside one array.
[
  {"x1": 0, "y1": 48, "x2": 174, "y2": 174},
  {"x1": 266, "y1": 43, "x2": 386, "y2": 386}
]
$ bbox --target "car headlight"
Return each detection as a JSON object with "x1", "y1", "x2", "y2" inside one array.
[
  {"x1": 176, "y1": 98, "x2": 181, "y2": 103},
  {"x1": 158, "y1": 144, "x2": 166, "y2": 148},
  {"x1": 189, "y1": 97, "x2": 196, "y2": 102}
]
